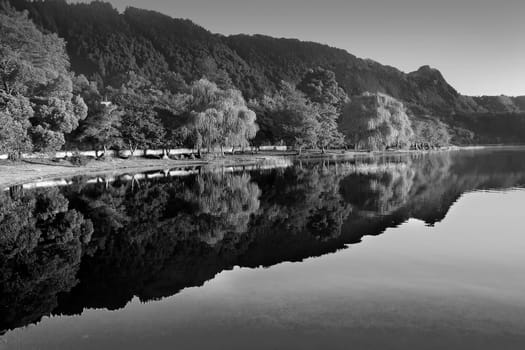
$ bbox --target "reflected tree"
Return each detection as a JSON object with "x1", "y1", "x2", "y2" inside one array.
[{"x1": 0, "y1": 188, "x2": 93, "y2": 332}]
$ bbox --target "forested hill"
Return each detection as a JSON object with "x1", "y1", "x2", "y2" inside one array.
[{"x1": 8, "y1": 0, "x2": 524, "y2": 116}]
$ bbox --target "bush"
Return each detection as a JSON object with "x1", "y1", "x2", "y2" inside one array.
[{"x1": 68, "y1": 152, "x2": 92, "y2": 166}]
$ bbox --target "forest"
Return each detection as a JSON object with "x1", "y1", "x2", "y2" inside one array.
[{"x1": 1, "y1": 0, "x2": 524, "y2": 160}]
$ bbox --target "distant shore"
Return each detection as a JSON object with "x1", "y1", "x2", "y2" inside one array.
[{"x1": 1, "y1": 146, "x2": 524, "y2": 189}]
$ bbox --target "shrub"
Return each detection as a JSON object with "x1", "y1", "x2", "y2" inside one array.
[{"x1": 68, "y1": 152, "x2": 92, "y2": 166}]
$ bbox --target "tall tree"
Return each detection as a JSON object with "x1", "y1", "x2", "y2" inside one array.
[
  {"x1": 411, "y1": 116, "x2": 451, "y2": 149},
  {"x1": 340, "y1": 92, "x2": 413, "y2": 151},
  {"x1": 255, "y1": 82, "x2": 319, "y2": 153},
  {"x1": 315, "y1": 103, "x2": 345, "y2": 153},
  {"x1": 298, "y1": 68, "x2": 347, "y2": 152},
  {"x1": 186, "y1": 79, "x2": 258, "y2": 154},
  {"x1": 108, "y1": 72, "x2": 166, "y2": 155},
  {"x1": 120, "y1": 107, "x2": 165, "y2": 156},
  {"x1": 77, "y1": 105, "x2": 122, "y2": 156},
  {"x1": 0, "y1": 5, "x2": 88, "y2": 152},
  {"x1": 197, "y1": 57, "x2": 234, "y2": 90},
  {"x1": 298, "y1": 67, "x2": 348, "y2": 107},
  {"x1": 0, "y1": 92, "x2": 33, "y2": 158}
]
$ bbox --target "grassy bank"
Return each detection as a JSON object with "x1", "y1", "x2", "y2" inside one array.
[
  {"x1": 1, "y1": 146, "x2": 511, "y2": 189},
  {"x1": 0, "y1": 155, "x2": 281, "y2": 189}
]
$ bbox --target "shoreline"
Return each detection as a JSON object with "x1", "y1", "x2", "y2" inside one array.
[
  {"x1": 0, "y1": 154, "x2": 295, "y2": 189},
  {"x1": 1, "y1": 145, "x2": 524, "y2": 189}
]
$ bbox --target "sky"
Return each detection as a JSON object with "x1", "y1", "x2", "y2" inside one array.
[{"x1": 83, "y1": 0, "x2": 524, "y2": 96}]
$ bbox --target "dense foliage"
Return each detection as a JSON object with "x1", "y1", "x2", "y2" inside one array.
[
  {"x1": 340, "y1": 93, "x2": 414, "y2": 151},
  {"x1": 0, "y1": 3, "x2": 87, "y2": 156},
  {"x1": 2, "y1": 0, "x2": 525, "y2": 154}
]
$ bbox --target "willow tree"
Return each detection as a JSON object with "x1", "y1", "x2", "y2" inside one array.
[
  {"x1": 340, "y1": 92, "x2": 413, "y2": 151},
  {"x1": 187, "y1": 79, "x2": 258, "y2": 154}
]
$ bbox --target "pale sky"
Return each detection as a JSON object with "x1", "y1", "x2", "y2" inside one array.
[{"x1": 77, "y1": 0, "x2": 524, "y2": 96}]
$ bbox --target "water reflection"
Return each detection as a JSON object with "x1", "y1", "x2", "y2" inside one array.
[{"x1": 1, "y1": 148, "x2": 525, "y2": 335}]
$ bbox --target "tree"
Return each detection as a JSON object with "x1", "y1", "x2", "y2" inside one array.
[
  {"x1": 30, "y1": 93, "x2": 88, "y2": 151},
  {"x1": 255, "y1": 82, "x2": 319, "y2": 153},
  {"x1": 154, "y1": 92, "x2": 193, "y2": 153},
  {"x1": 72, "y1": 74, "x2": 102, "y2": 110},
  {"x1": 155, "y1": 71, "x2": 188, "y2": 94},
  {"x1": 411, "y1": 116, "x2": 451, "y2": 149},
  {"x1": 298, "y1": 67, "x2": 348, "y2": 107},
  {"x1": 340, "y1": 92, "x2": 413, "y2": 151},
  {"x1": 0, "y1": 47, "x2": 31, "y2": 95},
  {"x1": 186, "y1": 79, "x2": 258, "y2": 154},
  {"x1": 120, "y1": 108, "x2": 166, "y2": 156},
  {"x1": 315, "y1": 104, "x2": 345, "y2": 153},
  {"x1": 296, "y1": 68, "x2": 348, "y2": 152},
  {"x1": 77, "y1": 105, "x2": 122, "y2": 156},
  {"x1": 0, "y1": 7, "x2": 69, "y2": 93},
  {"x1": 216, "y1": 90, "x2": 258, "y2": 153},
  {"x1": 0, "y1": 5, "x2": 88, "y2": 152},
  {"x1": 107, "y1": 72, "x2": 166, "y2": 155},
  {"x1": 197, "y1": 57, "x2": 233, "y2": 90},
  {"x1": 0, "y1": 92, "x2": 33, "y2": 159}
]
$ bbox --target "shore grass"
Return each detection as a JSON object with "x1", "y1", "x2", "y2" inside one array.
[
  {"x1": 0, "y1": 146, "x2": 507, "y2": 189},
  {"x1": 1, "y1": 156, "x2": 213, "y2": 189}
]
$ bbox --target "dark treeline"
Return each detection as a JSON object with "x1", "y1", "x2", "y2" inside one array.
[
  {"x1": 2, "y1": 149, "x2": 525, "y2": 332},
  {"x1": 2, "y1": 0, "x2": 525, "y2": 158}
]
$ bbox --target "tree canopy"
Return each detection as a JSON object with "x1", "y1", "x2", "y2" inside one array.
[
  {"x1": 298, "y1": 67, "x2": 348, "y2": 107},
  {"x1": 340, "y1": 92, "x2": 414, "y2": 151},
  {"x1": 411, "y1": 116, "x2": 451, "y2": 149},
  {"x1": 185, "y1": 79, "x2": 258, "y2": 153},
  {"x1": 0, "y1": 4, "x2": 88, "y2": 154}
]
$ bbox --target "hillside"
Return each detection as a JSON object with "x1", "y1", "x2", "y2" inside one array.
[
  {"x1": 5, "y1": 0, "x2": 525, "y2": 145},
  {"x1": 8, "y1": 1, "x2": 520, "y2": 109}
]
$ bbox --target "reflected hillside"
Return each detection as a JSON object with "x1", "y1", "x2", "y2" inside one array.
[{"x1": 2, "y1": 148, "x2": 525, "y2": 333}]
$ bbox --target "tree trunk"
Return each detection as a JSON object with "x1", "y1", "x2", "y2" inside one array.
[
  {"x1": 129, "y1": 142, "x2": 136, "y2": 157},
  {"x1": 7, "y1": 152, "x2": 20, "y2": 161},
  {"x1": 162, "y1": 149, "x2": 170, "y2": 159}
]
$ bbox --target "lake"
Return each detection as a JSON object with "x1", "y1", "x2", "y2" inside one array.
[{"x1": 1, "y1": 148, "x2": 525, "y2": 349}]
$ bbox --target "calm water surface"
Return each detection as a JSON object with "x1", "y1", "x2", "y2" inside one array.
[{"x1": 1, "y1": 148, "x2": 525, "y2": 349}]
